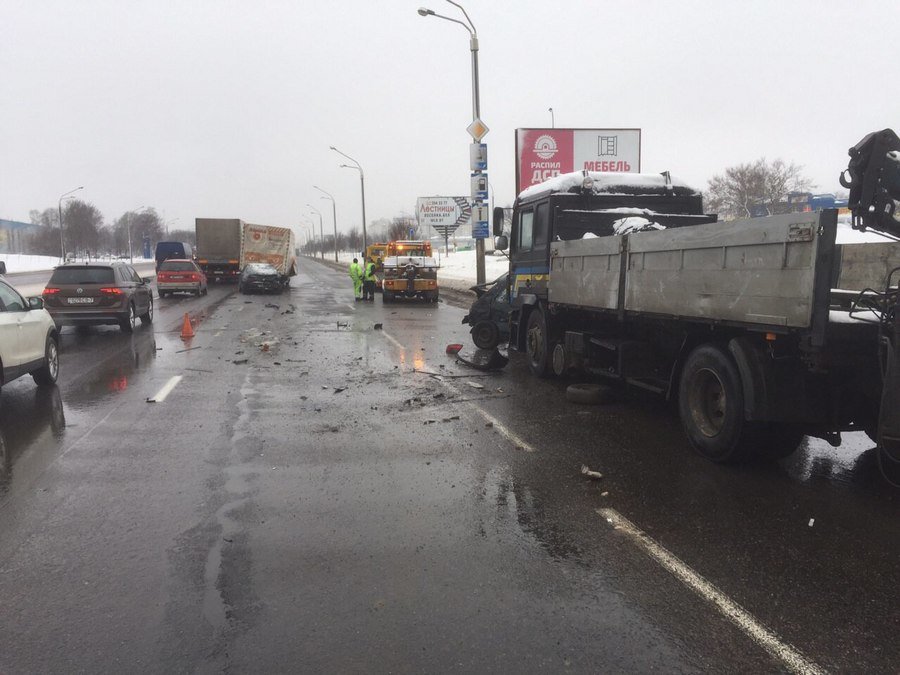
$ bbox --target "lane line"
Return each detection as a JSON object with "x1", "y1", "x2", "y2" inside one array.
[
  {"x1": 148, "y1": 375, "x2": 183, "y2": 403},
  {"x1": 598, "y1": 508, "x2": 823, "y2": 675}
]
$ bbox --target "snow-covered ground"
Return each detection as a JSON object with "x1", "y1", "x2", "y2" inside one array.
[
  {"x1": 0, "y1": 253, "x2": 154, "y2": 274},
  {"x1": 0, "y1": 253, "x2": 64, "y2": 273}
]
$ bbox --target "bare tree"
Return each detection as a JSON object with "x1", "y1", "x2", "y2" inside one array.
[
  {"x1": 387, "y1": 215, "x2": 418, "y2": 242},
  {"x1": 168, "y1": 228, "x2": 196, "y2": 247},
  {"x1": 63, "y1": 200, "x2": 104, "y2": 254},
  {"x1": 706, "y1": 158, "x2": 814, "y2": 219},
  {"x1": 346, "y1": 227, "x2": 361, "y2": 253}
]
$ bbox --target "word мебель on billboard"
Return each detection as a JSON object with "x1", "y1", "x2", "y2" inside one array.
[{"x1": 515, "y1": 128, "x2": 641, "y2": 194}]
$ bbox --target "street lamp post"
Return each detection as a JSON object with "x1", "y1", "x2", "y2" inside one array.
[
  {"x1": 313, "y1": 185, "x2": 339, "y2": 262},
  {"x1": 330, "y1": 146, "x2": 367, "y2": 254},
  {"x1": 58, "y1": 186, "x2": 84, "y2": 261},
  {"x1": 418, "y1": 1, "x2": 487, "y2": 284},
  {"x1": 307, "y1": 204, "x2": 324, "y2": 260}
]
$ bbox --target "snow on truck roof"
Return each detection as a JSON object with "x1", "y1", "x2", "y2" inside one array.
[{"x1": 518, "y1": 171, "x2": 699, "y2": 201}]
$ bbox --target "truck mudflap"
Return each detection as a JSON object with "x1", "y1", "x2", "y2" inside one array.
[{"x1": 877, "y1": 315, "x2": 900, "y2": 455}]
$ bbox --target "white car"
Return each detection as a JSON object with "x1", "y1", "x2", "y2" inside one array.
[{"x1": 0, "y1": 278, "x2": 60, "y2": 393}]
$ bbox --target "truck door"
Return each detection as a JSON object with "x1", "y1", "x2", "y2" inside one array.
[{"x1": 511, "y1": 201, "x2": 550, "y2": 300}]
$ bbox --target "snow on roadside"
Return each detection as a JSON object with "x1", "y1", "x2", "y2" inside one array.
[{"x1": 0, "y1": 253, "x2": 63, "y2": 273}]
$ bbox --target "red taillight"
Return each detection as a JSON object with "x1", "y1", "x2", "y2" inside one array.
[
  {"x1": 189, "y1": 273, "x2": 200, "y2": 281},
  {"x1": 42, "y1": 287, "x2": 60, "y2": 295},
  {"x1": 100, "y1": 287, "x2": 124, "y2": 295}
]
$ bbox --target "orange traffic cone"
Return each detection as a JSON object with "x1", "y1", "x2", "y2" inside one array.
[{"x1": 180, "y1": 313, "x2": 195, "y2": 339}]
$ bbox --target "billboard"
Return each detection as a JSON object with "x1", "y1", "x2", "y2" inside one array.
[
  {"x1": 416, "y1": 196, "x2": 471, "y2": 238},
  {"x1": 515, "y1": 128, "x2": 641, "y2": 194}
]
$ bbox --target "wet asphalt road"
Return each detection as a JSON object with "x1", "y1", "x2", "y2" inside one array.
[{"x1": 0, "y1": 258, "x2": 897, "y2": 673}]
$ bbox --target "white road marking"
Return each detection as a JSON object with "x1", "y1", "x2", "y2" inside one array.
[
  {"x1": 346, "y1": 304, "x2": 356, "y2": 312},
  {"x1": 380, "y1": 329, "x2": 405, "y2": 351},
  {"x1": 148, "y1": 375, "x2": 183, "y2": 403},
  {"x1": 598, "y1": 508, "x2": 823, "y2": 675}
]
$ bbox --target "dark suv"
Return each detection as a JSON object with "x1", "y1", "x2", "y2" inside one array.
[{"x1": 42, "y1": 263, "x2": 154, "y2": 332}]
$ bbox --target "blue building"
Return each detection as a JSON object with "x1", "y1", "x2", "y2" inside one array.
[{"x1": 0, "y1": 219, "x2": 39, "y2": 253}]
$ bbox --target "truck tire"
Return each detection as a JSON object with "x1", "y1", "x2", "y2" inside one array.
[
  {"x1": 472, "y1": 321, "x2": 499, "y2": 350},
  {"x1": 525, "y1": 307, "x2": 552, "y2": 378},
  {"x1": 678, "y1": 344, "x2": 752, "y2": 462}
]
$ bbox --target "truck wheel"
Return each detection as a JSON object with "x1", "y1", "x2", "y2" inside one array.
[
  {"x1": 472, "y1": 321, "x2": 499, "y2": 350},
  {"x1": 525, "y1": 308, "x2": 552, "y2": 378},
  {"x1": 678, "y1": 344, "x2": 752, "y2": 462}
]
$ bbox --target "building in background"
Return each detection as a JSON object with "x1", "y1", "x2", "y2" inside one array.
[{"x1": 0, "y1": 219, "x2": 39, "y2": 253}]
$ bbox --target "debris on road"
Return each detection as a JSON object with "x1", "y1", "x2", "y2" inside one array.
[
  {"x1": 446, "y1": 343, "x2": 463, "y2": 354},
  {"x1": 455, "y1": 348, "x2": 509, "y2": 371},
  {"x1": 233, "y1": 359, "x2": 248, "y2": 365},
  {"x1": 334, "y1": 387, "x2": 347, "y2": 394},
  {"x1": 466, "y1": 382, "x2": 485, "y2": 390},
  {"x1": 442, "y1": 416, "x2": 460, "y2": 422},
  {"x1": 374, "y1": 323, "x2": 383, "y2": 330},
  {"x1": 808, "y1": 518, "x2": 815, "y2": 527},
  {"x1": 581, "y1": 465, "x2": 604, "y2": 480},
  {"x1": 175, "y1": 346, "x2": 202, "y2": 353},
  {"x1": 264, "y1": 303, "x2": 280, "y2": 309}
]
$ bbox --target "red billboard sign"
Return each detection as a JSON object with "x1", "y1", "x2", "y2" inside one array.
[{"x1": 515, "y1": 128, "x2": 641, "y2": 194}]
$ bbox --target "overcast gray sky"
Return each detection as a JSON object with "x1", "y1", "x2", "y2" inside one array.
[{"x1": 1, "y1": 0, "x2": 897, "y2": 239}]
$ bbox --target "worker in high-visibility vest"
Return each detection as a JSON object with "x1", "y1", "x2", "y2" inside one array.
[
  {"x1": 349, "y1": 258, "x2": 363, "y2": 301},
  {"x1": 362, "y1": 258, "x2": 377, "y2": 301}
]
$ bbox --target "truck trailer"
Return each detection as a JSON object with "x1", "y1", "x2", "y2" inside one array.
[
  {"x1": 475, "y1": 129, "x2": 900, "y2": 464},
  {"x1": 195, "y1": 218, "x2": 243, "y2": 282},
  {"x1": 240, "y1": 223, "x2": 297, "y2": 289}
]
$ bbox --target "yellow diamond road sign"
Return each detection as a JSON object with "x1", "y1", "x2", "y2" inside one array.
[{"x1": 467, "y1": 118, "x2": 489, "y2": 141}]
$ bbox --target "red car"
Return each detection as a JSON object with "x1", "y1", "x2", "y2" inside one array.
[{"x1": 156, "y1": 259, "x2": 208, "y2": 298}]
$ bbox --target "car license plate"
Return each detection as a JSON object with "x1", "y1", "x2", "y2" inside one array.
[
  {"x1": 67, "y1": 297, "x2": 94, "y2": 304},
  {"x1": 170, "y1": 275, "x2": 185, "y2": 280}
]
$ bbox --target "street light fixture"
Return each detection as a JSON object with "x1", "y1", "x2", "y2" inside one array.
[
  {"x1": 313, "y1": 185, "x2": 339, "y2": 262},
  {"x1": 307, "y1": 204, "x2": 324, "y2": 260},
  {"x1": 58, "y1": 186, "x2": 84, "y2": 261},
  {"x1": 417, "y1": 0, "x2": 487, "y2": 284},
  {"x1": 330, "y1": 146, "x2": 367, "y2": 254}
]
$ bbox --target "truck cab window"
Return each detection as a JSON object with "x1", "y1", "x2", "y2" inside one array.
[
  {"x1": 518, "y1": 211, "x2": 534, "y2": 251},
  {"x1": 534, "y1": 202, "x2": 549, "y2": 247}
]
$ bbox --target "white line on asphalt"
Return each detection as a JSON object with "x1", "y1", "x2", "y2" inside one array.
[
  {"x1": 380, "y1": 329, "x2": 405, "y2": 351},
  {"x1": 148, "y1": 375, "x2": 183, "y2": 403},
  {"x1": 597, "y1": 508, "x2": 823, "y2": 675},
  {"x1": 346, "y1": 304, "x2": 356, "y2": 312}
]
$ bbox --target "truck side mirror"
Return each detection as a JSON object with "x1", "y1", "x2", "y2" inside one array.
[
  {"x1": 494, "y1": 234, "x2": 509, "y2": 251},
  {"x1": 492, "y1": 207, "x2": 505, "y2": 237}
]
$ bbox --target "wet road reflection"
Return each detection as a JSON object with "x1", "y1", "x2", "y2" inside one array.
[{"x1": 0, "y1": 386, "x2": 65, "y2": 498}]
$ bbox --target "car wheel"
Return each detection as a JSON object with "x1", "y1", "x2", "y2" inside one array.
[
  {"x1": 140, "y1": 298, "x2": 153, "y2": 325},
  {"x1": 32, "y1": 335, "x2": 60, "y2": 385},
  {"x1": 120, "y1": 303, "x2": 136, "y2": 333},
  {"x1": 471, "y1": 320, "x2": 499, "y2": 350},
  {"x1": 525, "y1": 307, "x2": 552, "y2": 378},
  {"x1": 678, "y1": 344, "x2": 752, "y2": 462}
]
